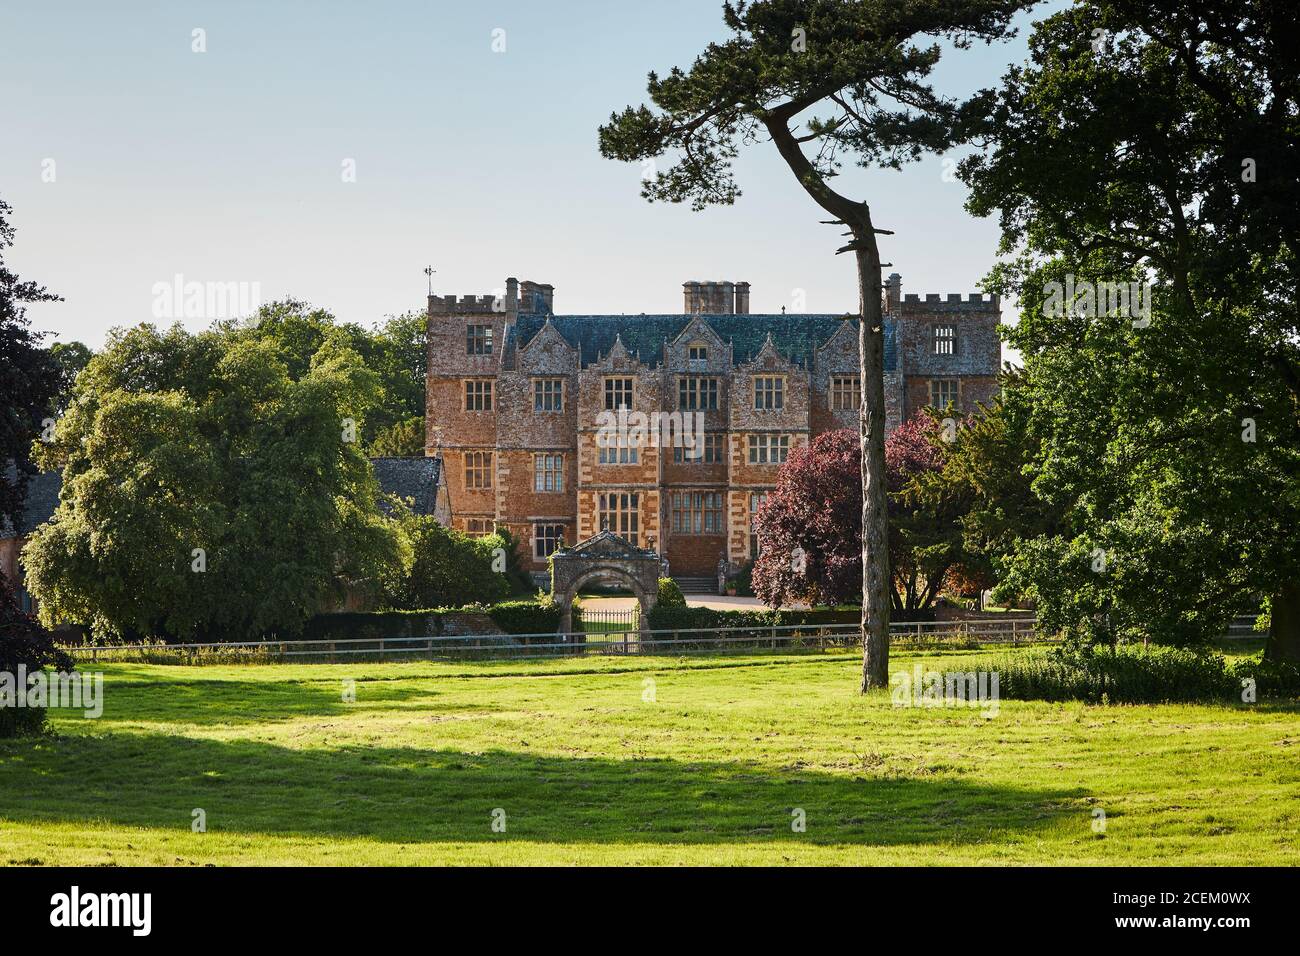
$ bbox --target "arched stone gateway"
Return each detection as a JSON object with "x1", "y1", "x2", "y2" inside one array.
[{"x1": 550, "y1": 531, "x2": 661, "y2": 640}]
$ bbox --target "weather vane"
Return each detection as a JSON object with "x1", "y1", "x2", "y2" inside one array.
[{"x1": 424, "y1": 265, "x2": 436, "y2": 297}]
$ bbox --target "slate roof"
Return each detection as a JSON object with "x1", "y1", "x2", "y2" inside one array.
[
  {"x1": 371, "y1": 456, "x2": 443, "y2": 517},
  {"x1": 1, "y1": 469, "x2": 62, "y2": 539},
  {"x1": 511, "y1": 313, "x2": 896, "y2": 371}
]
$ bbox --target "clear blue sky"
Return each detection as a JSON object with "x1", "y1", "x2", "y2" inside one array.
[{"x1": 2, "y1": 0, "x2": 1065, "y2": 351}]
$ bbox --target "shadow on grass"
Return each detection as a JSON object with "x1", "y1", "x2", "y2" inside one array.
[
  {"x1": 0, "y1": 731, "x2": 1081, "y2": 847},
  {"x1": 82, "y1": 675, "x2": 458, "y2": 727}
]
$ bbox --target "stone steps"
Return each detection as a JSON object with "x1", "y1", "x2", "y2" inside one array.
[{"x1": 673, "y1": 577, "x2": 717, "y2": 595}]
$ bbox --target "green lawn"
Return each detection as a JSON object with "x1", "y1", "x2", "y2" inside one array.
[{"x1": 1, "y1": 647, "x2": 1296, "y2": 865}]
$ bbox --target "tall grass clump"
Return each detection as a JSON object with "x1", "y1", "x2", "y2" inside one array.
[{"x1": 992, "y1": 644, "x2": 1240, "y2": 704}]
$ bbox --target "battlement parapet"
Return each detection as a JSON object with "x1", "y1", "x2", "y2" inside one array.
[
  {"x1": 428, "y1": 293, "x2": 503, "y2": 314},
  {"x1": 900, "y1": 292, "x2": 1000, "y2": 311}
]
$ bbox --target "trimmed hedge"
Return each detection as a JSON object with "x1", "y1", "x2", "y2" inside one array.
[
  {"x1": 656, "y1": 578, "x2": 687, "y2": 609},
  {"x1": 302, "y1": 599, "x2": 565, "y2": 643},
  {"x1": 645, "y1": 605, "x2": 858, "y2": 632},
  {"x1": 302, "y1": 610, "x2": 448, "y2": 642},
  {"x1": 486, "y1": 599, "x2": 562, "y2": 635}
]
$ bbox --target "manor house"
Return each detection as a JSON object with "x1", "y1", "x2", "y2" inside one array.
[{"x1": 425, "y1": 275, "x2": 1001, "y2": 579}]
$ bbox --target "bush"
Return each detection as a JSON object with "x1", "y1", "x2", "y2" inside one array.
[
  {"x1": 302, "y1": 610, "x2": 447, "y2": 643},
  {"x1": 727, "y1": 561, "x2": 755, "y2": 596},
  {"x1": 303, "y1": 598, "x2": 566, "y2": 645},
  {"x1": 1228, "y1": 656, "x2": 1300, "y2": 698},
  {"x1": 646, "y1": 605, "x2": 858, "y2": 631},
  {"x1": 992, "y1": 645, "x2": 1240, "y2": 704},
  {"x1": 1, "y1": 572, "x2": 74, "y2": 738},
  {"x1": 493, "y1": 527, "x2": 539, "y2": 596},
  {"x1": 656, "y1": 578, "x2": 686, "y2": 608},
  {"x1": 388, "y1": 517, "x2": 509, "y2": 609},
  {"x1": 487, "y1": 598, "x2": 562, "y2": 636}
]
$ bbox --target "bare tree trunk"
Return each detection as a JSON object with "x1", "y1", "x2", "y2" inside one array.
[
  {"x1": 1264, "y1": 580, "x2": 1300, "y2": 663},
  {"x1": 759, "y1": 113, "x2": 890, "y2": 691},
  {"x1": 854, "y1": 229, "x2": 890, "y2": 691}
]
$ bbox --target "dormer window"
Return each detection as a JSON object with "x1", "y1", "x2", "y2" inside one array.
[{"x1": 687, "y1": 343, "x2": 708, "y2": 368}]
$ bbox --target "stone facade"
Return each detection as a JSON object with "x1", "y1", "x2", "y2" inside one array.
[{"x1": 426, "y1": 274, "x2": 1001, "y2": 577}]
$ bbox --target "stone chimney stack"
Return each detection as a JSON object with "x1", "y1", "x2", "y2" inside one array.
[
  {"x1": 884, "y1": 273, "x2": 902, "y2": 314},
  {"x1": 682, "y1": 280, "x2": 749, "y2": 314},
  {"x1": 519, "y1": 280, "x2": 555, "y2": 314},
  {"x1": 506, "y1": 277, "x2": 519, "y2": 316}
]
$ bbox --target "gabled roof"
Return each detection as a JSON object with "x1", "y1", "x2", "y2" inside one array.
[
  {"x1": 512, "y1": 313, "x2": 896, "y2": 371},
  {"x1": 558, "y1": 529, "x2": 660, "y2": 560},
  {"x1": 1, "y1": 469, "x2": 62, "y2": 539},
  {"x1": 371, "y1": 457, "x2": 443, "y2": 517}
]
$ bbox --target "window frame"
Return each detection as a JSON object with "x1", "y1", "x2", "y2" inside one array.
[
  {"x1": 749, "y1": 491, "x2": 769, "y2": 557},
  {"x1": 533, "y1": 377, "x2": 565, "y2": 413},
  {"x1": 604, "y1": 377, "x2": 635, "y2": 411},
  {"x1": 933, "y1": 325, "x2": 956, "y2": 356},
  {"x1": 670, "y1": 491, "x2": 724, "y2": 535},
  {"x1": 929, "y1": 378, "x2": 959, "y2": 410},
  {"x1": 464, "y1": 378, "x2": 493, "y2": 411},
  {"x1": 533, "y1": 523, "x2": 566, "y2": 559},
  {"x1": 673, "y1": 433, "x2": 723, "y2": 464},
  {"x1": 678, "y1": 376, "x2": 719, "y2": 411},
  {"x1": 747, "y1": 433, "x2": 791, "y2": 465},
  {"x1": 830, "y1": 375, "x2": 861, "y2": 411},
  {"x1": 753, "y1": 375, "x2": 785, "y2": 411},
  {"x1": 464, "y1": 517, "x2": 493, "y2": 538},
  {"x1": 598, "y1": 491, "x2": 640, "y2": 545},
  {"x1": 597, "y1": 433, "x2": 640, "y2": 465},
  {"x1": 466, "y1": 323, "x2": 494, "y2": 355},
  {"x1": 533, "y1": 453, "x2": 564, "y2": 492},
  {"x1": 464, "y1": 451, "x2": 494, "y2": 489}
]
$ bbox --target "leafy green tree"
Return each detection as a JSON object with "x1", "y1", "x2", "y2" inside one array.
[
  {"x1": 961, "y1": 0, "x2": 1300, "y2": 655},
  {"x1": 221, "y1": 301, "x2": 426, "y2": 455},
  {"x1": 910, "y1": 386, "x2": 1068, "y2": 600},
  {"x1": 0, "y1": 197, "x2": 63, "y2": 529},
  {"x1": 369, "y1": 416, "x2": 426, "y2": 457},
  {"x1": 23, "y1": 324, "x2": 403, "y2": 641},
  {"x1": 386, "y1": 517, "x2": 509, "y2": 609},
  {"x1": 598, "y1": 0, "x2": 1029, "y2": 688},
  {"x1": 47, "y1": 340, "x2": 93, "y2": 415}
]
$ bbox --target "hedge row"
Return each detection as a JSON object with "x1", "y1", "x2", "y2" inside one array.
[
  {"x1": 301, "y1": 602, "x2": 853, "y2": 643},
  {"x1": 303, "y1": 600, "x2": 563, "y2": 642},
  {"x1": 645, "y1": 605, "x2": 858, "y2": 632}
]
